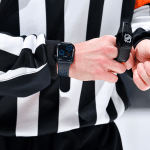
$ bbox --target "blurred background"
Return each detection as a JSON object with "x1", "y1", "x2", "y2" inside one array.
[{"x1": 115, "y1": 71, "x2": 150, "y2": 150}]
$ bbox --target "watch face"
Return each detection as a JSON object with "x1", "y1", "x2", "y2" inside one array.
[{"x1": 56, "y1": 43, "x2": 74, "y2": 62}]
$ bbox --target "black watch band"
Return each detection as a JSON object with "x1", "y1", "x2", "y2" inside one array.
[{"x1": 58, "y1": 62, "x2": 71, "y2": 77}]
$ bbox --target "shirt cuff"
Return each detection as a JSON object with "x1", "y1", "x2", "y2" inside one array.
[
  {"x1": 133, "y1": 27, "x2": 150, "y2": 48},
  {"x1": 45, "y1": 40, "x2": 60, "y2": 80}
]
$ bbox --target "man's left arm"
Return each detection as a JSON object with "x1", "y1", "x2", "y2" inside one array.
[
  {"x1": 126, "y1": 4, "x2": 150, "y2": 91},
  {"x1": 132, "y1": 28, "x2": 150, "y2": 91}
]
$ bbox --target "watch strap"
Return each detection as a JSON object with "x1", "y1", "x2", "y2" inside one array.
[
  {"x1": 58, "y1": 62, "x2": 71, "y2": 77},
  {"x1": 46, "y1": 40, "x2": 60, "y2": 80}
]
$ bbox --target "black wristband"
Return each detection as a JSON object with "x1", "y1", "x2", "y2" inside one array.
[
  {"x1": 58, "y1": 62, "x2": 71, "y2": 77},
  {"x1": 46, "y1": 40, "x2": 61, "y2": 80}
]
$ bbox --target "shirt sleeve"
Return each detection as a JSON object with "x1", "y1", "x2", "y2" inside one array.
[
  {"x1": 0, "y1": 32, "x2": 60, "y2": 97},
  {"x1": 132, "y1": 4, "x2": 150, "y2": 48},
  {"x1": 133, "y1": 28, "x2": 150, "y2": 48}
]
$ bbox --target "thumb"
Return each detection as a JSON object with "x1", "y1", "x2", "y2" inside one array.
[
  {"x1": 136, "y1": 39, "x2": 150, "y2": 63},
  {"x1": 124, "y1": 47, "x2": 135, "y2": 70},
  {"x1": 132, "y1": 57, "x2": 140, "y2": 73}
]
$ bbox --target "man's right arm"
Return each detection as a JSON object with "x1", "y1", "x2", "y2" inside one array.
[{"x1": 68, "y1": 35, "x2": 134, "y2": 82}]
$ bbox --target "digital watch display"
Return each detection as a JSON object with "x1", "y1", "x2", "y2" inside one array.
[
  {"x1": 54, "y1": 42, "x2": 75, "y2": 77},
  {"x1": 56, "y1": 43, "x2": 75, "y2": 62}
]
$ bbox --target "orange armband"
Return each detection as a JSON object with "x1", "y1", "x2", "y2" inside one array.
[{"x1": 135, "y1": 0, "x2": 150, "y2": 9}]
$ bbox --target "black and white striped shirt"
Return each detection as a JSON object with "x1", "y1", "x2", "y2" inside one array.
[{"x1": 0, "y1": 0, "x2": 147, "y2": 137}]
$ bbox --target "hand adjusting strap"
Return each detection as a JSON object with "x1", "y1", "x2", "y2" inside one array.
[
  {"x1": 115, "y1": 0, "x2": 135, "y2": 62},
  {"x1": 115, "y1": 22, "x2": 133, "y2": 62}
]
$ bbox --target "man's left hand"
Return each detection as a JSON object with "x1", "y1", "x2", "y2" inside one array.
[{"x1": 132, "y1": 39, "x2": 150, "y2": 91}]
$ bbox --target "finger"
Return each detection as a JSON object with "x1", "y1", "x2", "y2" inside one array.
[
  {"x1": 94, "y1": 67, "x2": 118, "y2": 83},
  {"x1": 102, "y1": 46, "x2": 118, "y2": 59},
  {"x1": 104, "y1": 59, "x2": 126, "y2": 74},
  {"x1": 137, "y1": 63, "x2": 150, "y2": 86},
  {"x1": 124, "y1": 53, "x2": 134, "y2": 70},
  {"x1": 107, "y1": 35, "x2": 117, "y2": 47},
  {"x1": 130, "y1": 46, "x2": 136, "y2": 59},
  {"x1": 133, "y1": 68, "x2": 149, "y2": 91},
  {"x1": 132, "y1": 63, "x2": 136, "y2": 74},
  {"x1": 100, "y1": 35, "x2": 117, "y2": 48},
  {"x1": 135, "y1": 40, "x2": 150, "y2": 63},
  {"x1": 144, "y1": 61, "x2": 150, "y2": 76},
  {"x1": 97, "y1": 71, "x2": 118, "y2": 83},
  {"x1": 108, "y1": 70, "x2": 117, "y2": 74},
  {"x1": 132, "y1": 57, "x2": 140, "y2": 72}
]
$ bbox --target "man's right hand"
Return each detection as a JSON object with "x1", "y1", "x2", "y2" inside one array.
[{"x1": 68, "y1": 35, "x2": 134, "y2": 82}]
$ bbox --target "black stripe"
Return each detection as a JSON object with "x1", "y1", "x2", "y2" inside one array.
[
  {"x1": 38, "y1": 77, "x2": 60, "y2": 135},
  {"x1": 79, "y1": 0, "x2": 105, "y2": 128},
  {"x1": 0, "y1": 50, "x2": 18, "y2": 72},
  {"x1": 120, "y1": 0, "x2": 136, "y2": 23},
  {"x1": 38, "y1": 0, "x2": 65, "y2": 135},
  {"x1": 45, "y1": 0, "x2": 68, "y2": 92},
  {"x1": 79, "y1": 81, "x2": 96, "y2": 128},
  {"x1": 116, "y1": 74, "x2": 130, "y2": 110},
  {"x1": 0, "y1": 45, "x2": 47, "y2": 72},
  {"x1": 106, "y1": 98, "x2": 118, "y2": 122},
  {"x1": 0, "y1": 96, "x2": 17, "y2": 136},
  {"x1": 45, "y1": 0, "x2": 64, "y2": 40},
  {"x1": 11, "y1": 45, "x2": 47, "y2": 70},
  {"x1": 60, "y1": 76, "x2": 70, "y2": 92},
  {"x1": 0, "y1": 0, "x2": 20, "y2": 36},
  {"x1": 86, "y1": 0, "x2": 105, "y2": 40},
  {"x1": 0, "y1": 64, "x2": 51, "y2": 97}
]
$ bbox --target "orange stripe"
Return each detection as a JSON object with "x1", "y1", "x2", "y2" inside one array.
[{"x1": 134, "y1": 0, "x2": 150, "y2": 9}]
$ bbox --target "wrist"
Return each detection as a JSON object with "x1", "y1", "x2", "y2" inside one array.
[
  {"x1": 69, "y1": 63, "x2": 73, "y2": 78},
  {"x1": 69, "y1": 44, "x2": 77, "y2": 78}
]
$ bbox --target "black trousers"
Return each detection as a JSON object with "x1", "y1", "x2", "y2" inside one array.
[{"x1": 0, "y1": 122, "x2": 123, "y2": 150}]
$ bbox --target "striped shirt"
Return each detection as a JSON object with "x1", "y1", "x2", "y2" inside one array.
[{"x1": 0, "y1": 0, "x2": 148, "y2": 137}]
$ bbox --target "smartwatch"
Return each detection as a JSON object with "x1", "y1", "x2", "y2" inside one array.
[{"x1": 54, "y1": 42, "x2": 75, "y2": 77}]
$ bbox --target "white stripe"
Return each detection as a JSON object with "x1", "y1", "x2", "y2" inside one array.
[
  {"x1": 111, "y1": 84, "x2": 125, "y2": 118},
  {"x1": 65, "y1": 0, "x2": 90, "y2": 44},
  {"x1": 0, "y1": 71, "x2": 5, "y2": 75},
  {"x1": 22, "y1": 34, "x2": 45, "y2": 54},
  {"x1": 16, "y1": 0, "x2": 47, "y2": 137},
  {"x1": 0, "y1": 33, "x2": 45, "y2": 56},
  {"x1": 95, "y1": 0, "x2": 123, "y2": 124},
  {"x1": 18, "y1": 0, "x2": 46, "y2": 36},
  {"x1": 57, "y1": 0, "x2": 91, "y2": 133},
  {"x1": 58, "y1": 78, "x2": 83, "y2": 133},
  {"x1": 0, "y1": 34, "x2": 24, "y2": 56},
  {"x1": 131, "y1": 5, "x2": 150, "y2": 32},
  {"x1": 95, "y1": 81, "x2": 115, "y2": 125},
  {"x1": 100, "y1": 0, "x2": 123, "y2": 37},
  {"x1": 36, "y1": 34, "x2": 46, "y2": 48},
  {"x1": 16, "y1": 92, "x2": 40, "y2": 137},
  {"x1": 22, "y1": 35, "x2": 37, "y2": 52},
  {"x1": 0, "y1": 63, "x2": 47, "y2": 82}
]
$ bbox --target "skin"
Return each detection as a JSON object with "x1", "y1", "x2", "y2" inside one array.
[
  {"x1": 132, "y1": 39, "x2": 150, "y2": 91},
  {"x1": 56, "y1": 37, "x2": 150, "y2": 91},
  {"x1": 56, "y1": 35, "x2": 134, "y2": 82}
]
